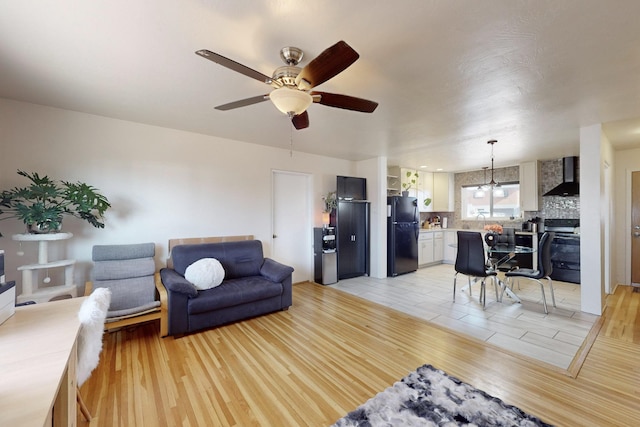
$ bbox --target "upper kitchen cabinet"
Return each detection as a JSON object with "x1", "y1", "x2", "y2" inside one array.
[
  {"x1": 387, "y1": 169, "x2": 400, "y2": 196},
  {"x1": 418, "y1": 172, "x2": 434, "y2": 212},
  {"x1": 433, "y1": 172, "x2": 455, "y2": 211},
  {"x1": 519, "y1": 161, "x2": 540, "y2": 211},
  {"x1": 388, "y1": 166, "x2": 419, "y2": 198}
]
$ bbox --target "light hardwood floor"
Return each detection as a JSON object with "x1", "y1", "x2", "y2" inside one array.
[
  {"x1": 330, "y1": 264, "x2": 598, "y2": 371},
  {"x1": 80, "y1": 282, "x2": 640, "y2": 426}
]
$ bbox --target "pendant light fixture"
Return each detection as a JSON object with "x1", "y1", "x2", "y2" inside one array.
[
  {"x1": 487, "y1": 139, "x2": 499, "y2": 187},
  {"x1": 478, "y1": 166, "x2": 489, "y2": 190},
  {"x1": 487, "y1": 139, "x2": 505, "y2": 197},
  {"x1": 474, "y1": 166, "x2": 489, "y2": 198}
]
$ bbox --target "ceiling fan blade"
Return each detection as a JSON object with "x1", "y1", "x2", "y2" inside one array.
[
  {"x1": 295, "y1": 41, "x2": 359, "y2": 89},
  {"x1": 311, "y1": 91, "x2": 378, "y2": 113},
  {"x1": 291, "y1": 111, "x2": 309, "y2": 130},
  {"x1": 215, "y1": 95, "x2": 269, "y2": 111},
  {"x1": 196, "y1": 49, "x2": 272, "y2": 85}
]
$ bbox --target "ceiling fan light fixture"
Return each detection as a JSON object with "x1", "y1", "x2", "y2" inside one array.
[{"x1": 269, "y1": 87, "x2": 313, "y2": 116}]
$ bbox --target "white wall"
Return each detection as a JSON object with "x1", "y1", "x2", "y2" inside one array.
[
  {"x1": 579, "y1": 124, "x2": 611, "y2": 315},
  {"x1": 0, "y1": 99, "x2": 358, "y2": 292},
  {"x1": 356, "y1": 156, "x2": 388, "y2": 278}
]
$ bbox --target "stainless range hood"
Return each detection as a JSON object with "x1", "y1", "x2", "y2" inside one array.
[{"x1": 543, "y1": 156, "x2": 579, "y2": 197}]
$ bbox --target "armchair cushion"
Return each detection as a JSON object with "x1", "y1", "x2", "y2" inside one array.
[
  {"x1": 95, "y1": 276, "x2": 159, "y2": 314},
  {"x1": 91, "y1": 243, "x2": 158, "y2": 313},
  {"x1": 185, "y1": 258, "x2": 225, "y2": 290},
  {"x1": 92, "y1": 258, "x2": 156, "y2": 281}
]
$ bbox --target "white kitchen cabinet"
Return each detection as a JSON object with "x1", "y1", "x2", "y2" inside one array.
[
  {"x1": 443, "y1": 230, "x2": 457, "y2": 264},
  {"x1": 519, "y1": 161, "x2": 540, "y2": 212},
  {"x1": 433, "y1": 172, "x2": 455, "y2": 211},
  {"x1": 433, "y1": 231, "x2": 444, "y2": 262},
  {"x1": 387, "y1": 171, "x2": 400, "y2": 196},
  {"x1": 418, "y1": 231, "x2": 434, "y2": 266},
  {"x1": 418, "y1": 172, "x2": 434, "y2": 212}
]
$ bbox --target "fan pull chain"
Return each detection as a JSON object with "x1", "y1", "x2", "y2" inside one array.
[{"x1": 290, "y1": 121, "x2": 293, "y2": 157}]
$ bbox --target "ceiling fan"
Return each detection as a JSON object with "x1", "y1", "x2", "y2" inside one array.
[{"x1": 195, "y1": 41, "x2": 378, "y2": 130}]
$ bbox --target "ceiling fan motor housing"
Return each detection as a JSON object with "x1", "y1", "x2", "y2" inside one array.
[
  {"x1": 272, "y1": 65, "x2": 302, "y2": 88},
  {"x1": 280, "y1": 46, "x2": 304, "y2": 65}
]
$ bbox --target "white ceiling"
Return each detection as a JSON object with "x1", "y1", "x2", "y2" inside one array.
[{"x1": 2, "y1": 1, "x2": 640, "y2": 172}]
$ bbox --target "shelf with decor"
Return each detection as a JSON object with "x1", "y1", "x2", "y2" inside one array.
[
  {"x1": 11, "y1": 232, "x2": 77, "y2": 303},
  {"x1": 387, "y1": 175, "x2": 400, "y2": 195}
]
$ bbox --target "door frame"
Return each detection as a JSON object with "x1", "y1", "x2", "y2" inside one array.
[{"x1": 603, "y1": 161, "x2": 611, "y2": 294}]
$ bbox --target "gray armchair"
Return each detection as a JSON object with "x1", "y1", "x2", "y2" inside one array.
[{"x1": 86, "y1": 243, "x2": 167, "y2": 336}]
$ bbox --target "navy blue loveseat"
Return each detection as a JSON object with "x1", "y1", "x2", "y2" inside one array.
[{"x1": 159, "y1": 240, "x2": 293, "y2": 336}]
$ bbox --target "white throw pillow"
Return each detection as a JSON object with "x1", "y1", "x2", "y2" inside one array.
[{"x1": 185, "y1": 258, "x2": 225, "y2": 290}]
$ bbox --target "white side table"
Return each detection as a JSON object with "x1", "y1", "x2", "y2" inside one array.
[{"x1": 11, "y1": 232, "x2": 78, "y2": 303}]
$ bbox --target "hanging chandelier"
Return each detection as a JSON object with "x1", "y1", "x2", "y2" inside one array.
[
  {"x1": 474, "y1": 167, "x2": 489, "y2": 198},
  {"x1": 487, "y1": 139, "x2": 500, "y2": 187},
  {"x1": 487, "y1": 139, "x2": 506, "y2": 197},
  {"x1": 477, "y1": 166, "x2": 489, "y2": 191}
]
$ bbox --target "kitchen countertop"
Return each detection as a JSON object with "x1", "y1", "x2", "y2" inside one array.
[{"x1": 419, "y1": 228, "x2": 535, "y2": 234}]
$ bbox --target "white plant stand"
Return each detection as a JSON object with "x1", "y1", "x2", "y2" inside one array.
[{"x1": 11, "y1": 232, "x2": 78, "y2": 303}]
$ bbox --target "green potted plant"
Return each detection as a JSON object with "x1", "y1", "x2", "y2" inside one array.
[
  {"x1": 0, "y1": 170, "x2": 111, "y2": 236},
  {"x1": 402, "y1": 170, "x2": 419, "y2": 196}
]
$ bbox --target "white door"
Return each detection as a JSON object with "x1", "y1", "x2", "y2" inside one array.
[
  {"x1": 631, "y1": 171, "x2": 640, "y2": 286},
  {"x1": 272, "y1": 170, "x2": 312, "y2": 283}
]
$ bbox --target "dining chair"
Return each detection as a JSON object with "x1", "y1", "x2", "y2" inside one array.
[
  {"x1": 504, "y1": 232, "x2": 556, "y2": 314},
  {"x1": 77, "y1": 287, "x2": 111, "y2": 421},
  {"x1": 496, "y1": 227, "x2": 519, "y2": 272},
  {"x1": 453, "y1": 231, "x2": 499, "y2": 309}
]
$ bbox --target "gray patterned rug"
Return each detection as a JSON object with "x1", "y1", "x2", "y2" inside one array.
[{"x1": 332, "y1": 364, "x2": 553, "y2": 426}]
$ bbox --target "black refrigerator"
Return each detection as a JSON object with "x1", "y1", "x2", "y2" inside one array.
[{"x1": 387, "y1": 196, "x2": 420, "y2": 276}]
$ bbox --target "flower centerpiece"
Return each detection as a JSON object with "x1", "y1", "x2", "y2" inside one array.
[
  {"x1": 0, "y1": 170, "x2": 111, "y2": 237},
  {"x1": 483, "y1": 224, "x2": 503, "y2": 234}
]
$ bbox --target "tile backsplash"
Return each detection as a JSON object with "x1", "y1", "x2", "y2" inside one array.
[
  {"x1": 538, "y1": 158, "x2": 580, "y2": 219},
  {"x1": 449, "y1": 158, "x2": 579, "y2": 230}
]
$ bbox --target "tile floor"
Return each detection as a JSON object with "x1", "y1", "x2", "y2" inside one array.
[{"x1": 329, "y1": 263, "x2": 599, "y2": 370}]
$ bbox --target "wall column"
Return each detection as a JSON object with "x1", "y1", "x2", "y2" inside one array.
[{"x1": 580, "y1": 124, "x2": 606, "y2": 315}]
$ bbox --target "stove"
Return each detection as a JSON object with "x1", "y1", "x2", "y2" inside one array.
[
  {"x1": 544, "y1": 218, "x2": 580, "y2": 235},
  {"x1": 544, "y1": 219, "x2": 580, "y2": 284}
]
